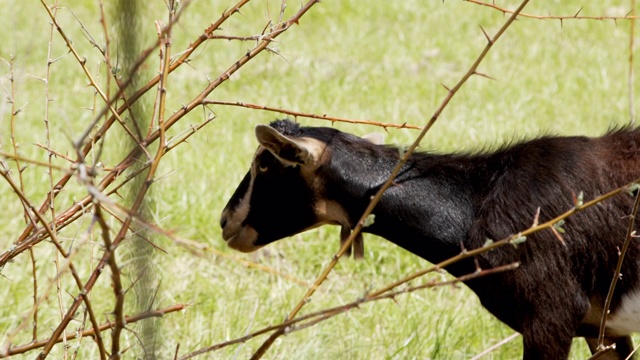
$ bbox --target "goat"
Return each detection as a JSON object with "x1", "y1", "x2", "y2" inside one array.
[{"x1": 220, "y1": 119, "x2": 640, "y2": 359}]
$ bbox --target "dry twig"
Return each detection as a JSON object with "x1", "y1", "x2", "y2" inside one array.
[
  {"x1": 178, "y1": 263, "x2": 518, "y2": 359},
  {"x1": 465, "y1": 0, "x2": 639, "y2": 22},
  {"x1": 597, "y1": 187, "x2": 640, "y2": 350},
  {"x1": 203, "y1": 100, "x2": 422, "y2": 130},
  {"x1": 1, "y1": 304, "x2": 187, "y2": 358}
]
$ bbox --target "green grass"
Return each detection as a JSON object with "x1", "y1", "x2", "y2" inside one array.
[{"x1": 0, "y1": 0, "x2": 638, "y2": 359}]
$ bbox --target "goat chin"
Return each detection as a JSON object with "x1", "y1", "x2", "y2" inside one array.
[{"x1": 224, "y1": 226, "x2": 261, "y2": 253}]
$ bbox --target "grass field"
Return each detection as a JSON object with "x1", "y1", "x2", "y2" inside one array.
[{"x1": 0, "y1": 0, "x2": 638, "y2": 359}]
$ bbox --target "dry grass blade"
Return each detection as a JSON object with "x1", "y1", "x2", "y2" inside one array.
[{"x1": 469, "y1": 333, "x2": 521, "y2": 360}]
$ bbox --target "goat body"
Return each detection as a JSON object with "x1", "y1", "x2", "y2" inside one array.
[{"x1": 220, "y1": 120, "x2": 640, "y2": 359}]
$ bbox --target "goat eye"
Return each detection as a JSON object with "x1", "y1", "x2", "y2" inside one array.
[{"x1": 258, "y1": 165, "x2": 268, "y2": 173}]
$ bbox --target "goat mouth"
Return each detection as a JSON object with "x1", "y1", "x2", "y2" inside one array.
[
  {"x1": 221, "y1": 227, "x2": 240, "y2": 242},
  {"x1": 223, "y1": 226, "x2": 262, "y2": 253}
]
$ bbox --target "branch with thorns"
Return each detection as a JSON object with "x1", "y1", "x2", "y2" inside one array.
[
  {"x1": 1, "y1": 304, "x2": 187, "y2": 358},
  {"x1": 177, "y1": 263, "x2": 519, "y2": 359},
  {"x1": 3, "y1": 0, "x2": 637, "y2": 359},
  {"x1": 203, "y1": 100, "x2": 422, "y2": 130},
  {"x1": 0, "y1": 2, "x2": 327, "y2": 358},
  {"x1": 247, "y1": 1, "x2": 531, "y2": 358},
  {"x1": 465, "y1": 0, "x2": 639, "y2": 23}
]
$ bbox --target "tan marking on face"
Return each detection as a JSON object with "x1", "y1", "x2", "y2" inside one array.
[
  {"x1": 315, "y1": 199, "x2": 366, "y2": 259},
  {"x1": 225, "y1": 226, "x2": 261, "y2": 252},
  {"x1": 307, "y1": 147, "x2": 344, "y2": 228},
  {"x1": 314, "y1": 199, "x2": 350, "y2": 227},
  {"x1": 222, "y1": 137, "x2": 332, "y2": 252},
  {"x1": 298, "y1": 137, "x2": 328, "y2": 168},
  {"x1": 221, "y1": 147, "x2": 264, "y2": 251},
  {"x1": 267, "y1": 137, "x2": 328, "y2": 169}
]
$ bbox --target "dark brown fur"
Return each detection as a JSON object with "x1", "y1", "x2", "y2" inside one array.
[{"x1": 221, "y1": 121, "x2": 640, "y2": 359}]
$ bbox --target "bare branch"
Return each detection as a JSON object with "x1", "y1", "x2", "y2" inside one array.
[
  {"x1": 203, "y1": 100, "x2": 422, "y2": 130},
  {"x1": 597, "y1": 187, "x2": 640, "y2": 348},
  {"x1": 1, "y1": 304, "x2": 187, "y2": 358},
  {"x1": 178, "y1": 264, "x2": 518, "y2": 359},
  {"x1": 249, "y1": 1, "x2": 531, "y2": 359},
  {"x1": 465, "y1": 0, "x2": 639, "y2": 21}
]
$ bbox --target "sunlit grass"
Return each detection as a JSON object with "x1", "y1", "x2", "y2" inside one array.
[{"x1": 0, "y1": 0, "x2": 638, "y2": 359}]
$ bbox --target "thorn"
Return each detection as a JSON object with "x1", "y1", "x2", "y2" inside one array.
[
  {"x1": 459, "y1": 241, "x2": 468, "y2": 254},
  {"x1": 550, "y1": 226, "x2": 566, "y2": 245},
  {"x1": 441, "y1": 83, "x2": 451, "y2": 92},
  {"x1": 532, "y1": 207, "x2": 540, "y2": 227},
  {"x1": 574, "y1": 7, "x2": 583, "y2": 18},
  {"x1": 113, "y1": 190, "x2": 124, "y2": 200},
  {"x1": 473, "y1": 71, "x2": 495, "y2": 80},
  {"x1": 479, "y1": 26, "x2": 493, "y2": 44}
]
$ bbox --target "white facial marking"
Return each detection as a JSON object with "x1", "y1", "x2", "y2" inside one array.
[{"x1": 607, "y1": 287, "x2": 640, "y2": 334}]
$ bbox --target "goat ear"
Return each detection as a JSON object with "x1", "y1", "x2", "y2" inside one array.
[
  {"x1": 362, "y1": 132, "x2": 385, "y2": 145},
  {"x1": 255, "y1": 124, "x2": 324, "y2": 166}
]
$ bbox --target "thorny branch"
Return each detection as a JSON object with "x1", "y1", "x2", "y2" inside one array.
[
  {"x1": 2, "y1": 1, "x2": 327, "y2": 358},
  {"x1": 0, "y1": 0, "x2": 322, "y2": 268},
  {"x1": 248, "y1": 1, "x2": 531, "y2": 359},
  {"x1": 629, "y1": 0, "x2": 637, "y2": 125},
  {"x1": 3, "y1": 1, "x2": 638, "y2": 359},
  {"x1": 368, "y1": 178, "x2": 640, "y2": 298},
  {"x1": 203, "y1": 100, "x2": 422, "y2": 130},
  {"x1": 0, "y1": 169, "x2": 108, "y2": 359},
  {"x1": 3, "y1": 55, "x2": 41, "y2": 344},
  {"x1": 465, "y1": 0, "x2": 639, "y2": 22},
  {"x1": 38, "y1": 0, "x2": 142, "y2": 147},
  {"x1": 42, "y1": 3, "x2": 65, "y2": 352},
  {"x1": 596, "y1": 186, "x2": 640, "y2": 351},
  {"x1": 178, "y1": 263, "x2": 519, "y2": 359},
  {"x1": 0, "y1": 0, "x2": 250, "y2": 269},
  {"x1": 6, "y1": 0, "x2": 200, "y2": 255},
  {"x1": 1, "y1": 304, "x2": 187, "y2": 358}
]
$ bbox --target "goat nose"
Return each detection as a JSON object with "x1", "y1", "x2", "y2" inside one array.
[{"x1": 220, "y1": 216, "x2": 227, "y2": 229}]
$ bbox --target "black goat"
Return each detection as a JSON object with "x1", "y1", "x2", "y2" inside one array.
[{"x1": 220, "y1": 119, "x2": 640, "y2": 359}]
